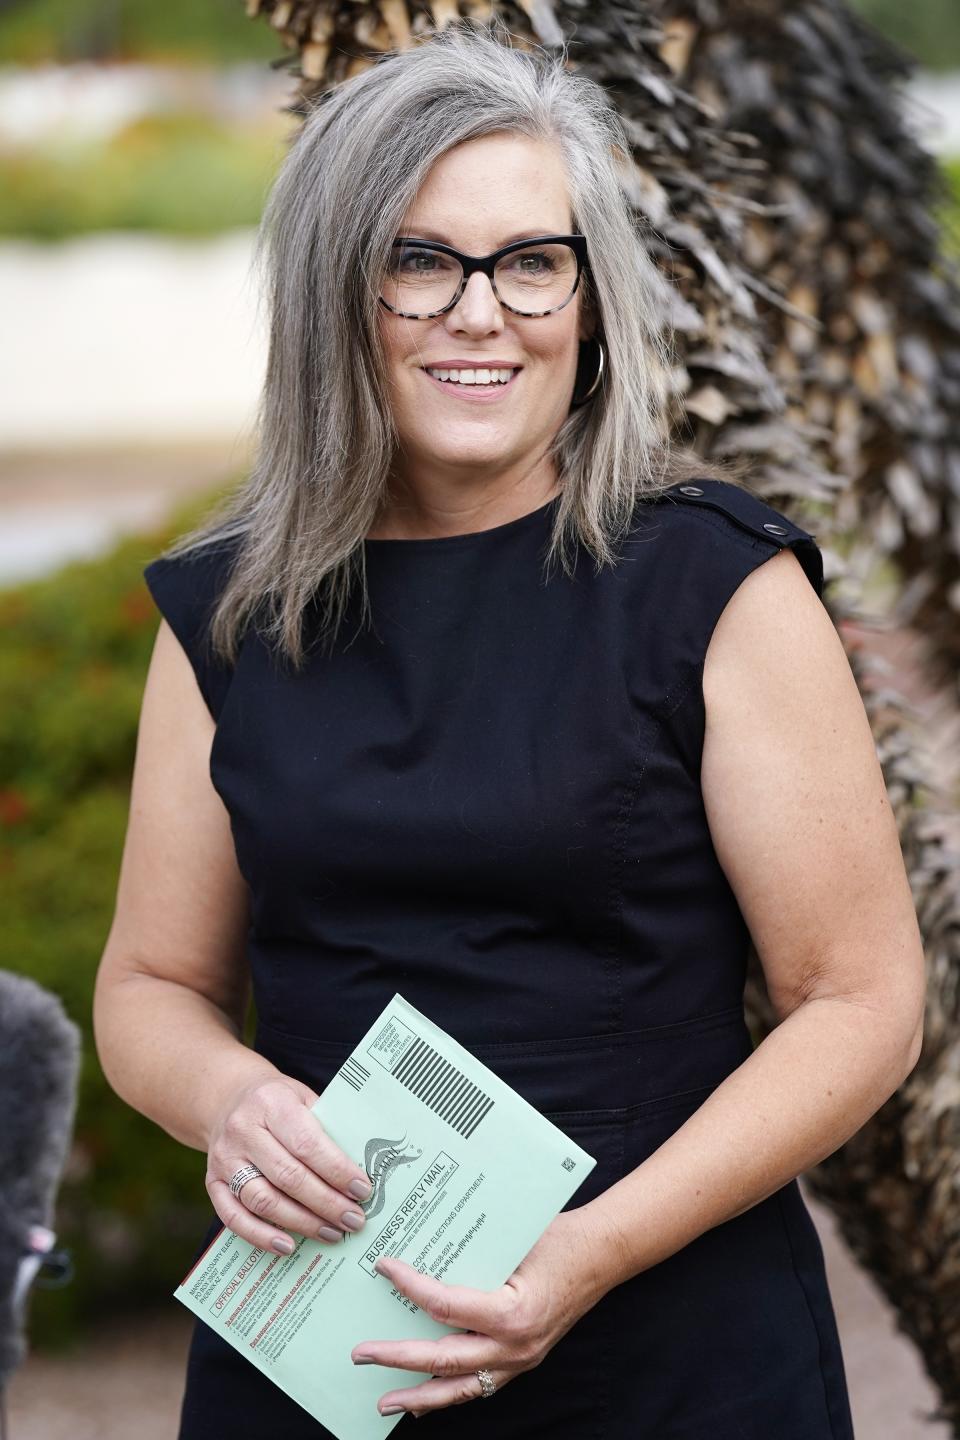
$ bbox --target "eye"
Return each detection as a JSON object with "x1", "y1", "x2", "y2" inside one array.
[
  {"x1": 400, "y1": 249, "x2": 437, "y2": 273},
  {"x1": 389, "y1": 247, "x2": 458, "y2": 276},
  {"x1": 505, "y1": 250, "x2": 557, "y2": 275}
]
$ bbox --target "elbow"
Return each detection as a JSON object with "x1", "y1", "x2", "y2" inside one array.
[
  {"x1": 900, "y1": 1015, "x2": 924, "y2": 1082},
  {"x1": 91, "y1": 967, "x2": 121, "y2": 1097},
  {"x1": 884, "y1": 942, "x2": 927, "y2": 1087},
  {"x1": 901, "y1": 963, "x2": 928, "y2": 1081},
  {"x1": 891, "y1": 978, "x2": 925, "y2": 1087},
  {"x1": 91, "y1": 955, "x2": 139, "y2": 1102}
]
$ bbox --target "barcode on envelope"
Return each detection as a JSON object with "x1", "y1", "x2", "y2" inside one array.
[
  {"x1": 338, "y1": 1055, "x2": 371, "y2": 1092},
  {"x1": 391, "y1": 1037, "x2": 494, "y2": 1138}
]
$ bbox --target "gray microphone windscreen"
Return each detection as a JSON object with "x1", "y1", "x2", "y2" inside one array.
[{"x1": 0, "y1": 970, "x2": 81, "y2": 1389}]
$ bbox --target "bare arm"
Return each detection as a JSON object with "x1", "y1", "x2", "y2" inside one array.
[
  {"x1": 93, "y1": 616, "x2": 373, "y2": 1254},
  {"x1": 576, "y1": 548, "x2": 926, "y2": 1293},
  {"x1": 93, "y1": 615, "x2": 279, "y2": 1151}
]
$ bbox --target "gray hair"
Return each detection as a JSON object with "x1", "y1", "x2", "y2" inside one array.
[{"x1": 161, "y1": 19, "x2": 732, "y2": 669}]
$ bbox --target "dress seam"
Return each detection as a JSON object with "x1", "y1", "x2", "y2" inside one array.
[
  {"x1": 603, "y1": 710, "x2": 662, "y2": 1035},
  {"x1": 253, "y1": 1004, "x2": 748, "y2": 1054}
]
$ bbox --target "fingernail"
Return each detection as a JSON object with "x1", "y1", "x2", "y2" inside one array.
[
  {"x1": 341, "y1": 1209, "x2": 366, "y2": 1231},
  {"x1": 318, "y1": 1225, "x2": 342, "y2": 1242},
  {"x1": 272, "y1": 1236, "x2": 295, "y2": 1255},
  {"x1": 353, "y1": 1354, "x2": 374, "y2": 1365},
  {"x1": 380, "y1": 1404, "x2": 404, "y2": 1415},
  {"x1": 348, "y1": 1177, "x2": 373, "y2": 1201}
]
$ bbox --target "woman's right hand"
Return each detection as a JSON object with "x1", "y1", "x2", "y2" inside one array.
[{"x1": 205, "y1": 1074, "x2": 374, "y2": 1255}]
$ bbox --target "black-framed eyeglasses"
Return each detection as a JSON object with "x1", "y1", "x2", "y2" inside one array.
[{"x1": 378, "y1": 234, "x2": 588, "y2": 319}]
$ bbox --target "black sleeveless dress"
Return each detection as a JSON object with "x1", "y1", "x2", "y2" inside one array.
[{"x1": 143, "y1": 478, "x2": 855, "y2": 1440}]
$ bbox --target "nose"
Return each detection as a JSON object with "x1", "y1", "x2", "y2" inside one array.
[{"x1": 445, "y1": 269, "x2": 504, "y2": 335}]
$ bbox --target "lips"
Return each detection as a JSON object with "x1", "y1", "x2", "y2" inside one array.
[{"x1": 420, "y1": 367, "x2": 521, "y2": 398}]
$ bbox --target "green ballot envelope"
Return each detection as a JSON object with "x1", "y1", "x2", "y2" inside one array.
[{"x1": 174, "y1": 993, "x2": 596, "y2": 1440}]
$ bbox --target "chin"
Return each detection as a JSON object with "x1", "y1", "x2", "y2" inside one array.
[{"x1": 411, "y1": 433, "x2": 515, "y2": 466}]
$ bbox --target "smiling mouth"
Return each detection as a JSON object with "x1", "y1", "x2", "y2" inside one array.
[{"x1": 420, "y1": 365, "x2": 521, "y2": 396}]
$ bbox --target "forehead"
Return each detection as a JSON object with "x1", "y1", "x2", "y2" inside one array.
[{"x1": 401, "y1": 133, "x2": 572, "y2": 247}]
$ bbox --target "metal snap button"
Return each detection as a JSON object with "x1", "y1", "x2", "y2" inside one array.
[
  {"x1": 763, "y1": 523, "x2": 789, "y2": 536},
  {"x1": 677, "y1": 485, "x2": 704, "y2": 496}
]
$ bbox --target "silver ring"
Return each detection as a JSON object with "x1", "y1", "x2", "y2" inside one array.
[
  {"x1": 228, "y1": 1163, "x2": 264, "y2": 1198},
  {"x1": 475, "y1": 1368, "x2": 497, "y2": 1398}
]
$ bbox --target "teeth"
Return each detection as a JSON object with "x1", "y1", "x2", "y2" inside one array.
[{"x1": 426, "y1": 367, "x2": 516, "y2": 385}]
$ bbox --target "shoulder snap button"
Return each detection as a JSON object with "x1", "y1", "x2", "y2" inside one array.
[
  {"x1": 677, "y1": 485, "x2": 704, "y2": 496},
  {"x1": 762, "y1": 523, "x2": 789, "y2": 536}
]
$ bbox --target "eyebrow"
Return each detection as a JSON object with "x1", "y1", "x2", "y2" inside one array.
[{"x1": 398, "y1": 228, "x2": 561, "y2": 247}]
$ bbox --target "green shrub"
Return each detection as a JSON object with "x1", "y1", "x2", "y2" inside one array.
[
  {"x1": 0, "y1": 109, "x2": 291, "y2": 241},
  {"x1": 0, "y1": 0, "x2": 279, "y2": 65},
  {"x1": 0, "y1": 482, "x2": 251, "y2": 1346},
  {"x1": 849, "y1": 0, "x2": 960, "y2": 73}
]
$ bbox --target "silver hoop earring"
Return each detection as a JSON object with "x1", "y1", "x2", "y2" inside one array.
[{"x1": 572, "y1": 338, "x2": 605, "y2": 406}]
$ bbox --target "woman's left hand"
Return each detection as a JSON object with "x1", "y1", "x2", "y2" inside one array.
[{"x1": 350, "y1": 1205, "x2": 616, "y2": 1419}]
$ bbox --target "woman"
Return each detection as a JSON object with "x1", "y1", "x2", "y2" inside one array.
[{"x1": 93, "y1": 21, "x2": 925, "y2": 1439}]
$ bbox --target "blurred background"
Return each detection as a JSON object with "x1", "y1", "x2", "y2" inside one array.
[{"x1": 0, "y1": 2, "x2": 957, "y2": 1436}]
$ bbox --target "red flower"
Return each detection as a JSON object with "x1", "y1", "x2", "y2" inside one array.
[{"x1": 0, "y1": 788, "x2": 30, "y2": 826}]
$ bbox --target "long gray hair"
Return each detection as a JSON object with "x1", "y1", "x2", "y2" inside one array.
[{"x1": 160, "y1": 19, "x2": 738, "y2": 668}]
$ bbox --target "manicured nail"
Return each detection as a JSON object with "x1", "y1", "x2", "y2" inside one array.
[
  {"x1": 318, "y1": 1225, "x2": 342, "y2": 1242},
  {"x1": 348, "y1": 1176, "x2": 373, "y2": 1201},
  {"x1": 341, "y1": 1209, "x2": 365, "y2": 1231},
  {"x1": 272, "y1": 1236, "x2": 295, "y2": 1255},
  {"x1": 380, "y1": 1404, "x2": 404, "y2": 1415},
  {"x1": 353, "y1": 1354, "x2": 374, "y2": 1365}
]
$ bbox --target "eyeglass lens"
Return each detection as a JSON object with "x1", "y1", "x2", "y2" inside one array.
[{"x1": 382, "y1": 243, "x2": 579, "y2": 317}]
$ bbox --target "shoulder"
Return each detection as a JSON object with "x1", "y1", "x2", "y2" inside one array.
[
  {"x1": 142, "y1": 533, "x2": 245, "y2": 722},
  {"x1": 143, "y1": 532, "x2": 245, "y2": 631},
  {"x1": 624, "y1": 478, "x2": 830, "y2": 774},
  {"x1": 631, "y1": 477, "x2": 824, "y2": 602},
  {"x1": 143, "y1": 532, "x2": 242, "y2": 603},
  {"x1": 681, "y1": 483, "x2": 847, "y2": 802}
]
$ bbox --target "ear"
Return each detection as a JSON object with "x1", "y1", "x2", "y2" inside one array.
[{"x1": 577, "y1": 289, "x2": 598, "y2": 344}]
